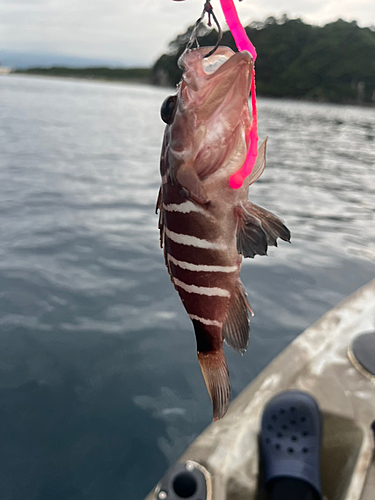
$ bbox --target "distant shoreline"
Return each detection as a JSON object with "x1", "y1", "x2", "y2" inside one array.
[
  {"x1": 10, "y1": 71, "x2": 151, "y2": 87},
  {"x1": 9, "y1": 70, "x2": 375, "y2": 108},
  {"x1": 3, "y1": 19, "x2": 375, "y2": 106},
  {"x1": 12, "y1": 67, "x2": 151, "y2": 85}
]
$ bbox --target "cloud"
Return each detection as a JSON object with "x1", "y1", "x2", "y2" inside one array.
[{"x1": 0, "y1": 0, "x2": 374, "y2": 67}]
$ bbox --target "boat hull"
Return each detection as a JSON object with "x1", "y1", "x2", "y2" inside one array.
[{"x1": 146, "y1": 278, "x2": 375, "y2": 500}]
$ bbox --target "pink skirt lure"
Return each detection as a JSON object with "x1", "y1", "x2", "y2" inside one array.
[{"x1": 219, "y1": 0, "x2": 259, "y2": 189}]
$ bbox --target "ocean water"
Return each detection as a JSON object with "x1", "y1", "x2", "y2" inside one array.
[{"x1": 0, "y1": 74, "x2": 374, "y2": 500}]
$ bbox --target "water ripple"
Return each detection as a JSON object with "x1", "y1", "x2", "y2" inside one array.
[{"x1": 1, "y1": 76, "x2": 375, "y2": 499}]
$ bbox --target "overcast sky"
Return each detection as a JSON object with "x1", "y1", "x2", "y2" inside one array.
[{"x1": 1, "y1": 0, "x2": 374, "y2": 67}]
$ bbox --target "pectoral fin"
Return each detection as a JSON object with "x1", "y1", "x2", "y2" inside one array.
[
  {"x1": 236, "y1": 205, "x2": 268, "y2": 258},
  {"x1": 222, "y1": 280, "x2": 253, "y2": 354},
  {"x1": 244, "y1": 202, "x2": 291, "y2": 246},
  {"x1": 176, "y1": 163, "x2": 209, "y2": 205},
  {"x1": 247, "y1": 138, "x2": 268, "y2": 186}
]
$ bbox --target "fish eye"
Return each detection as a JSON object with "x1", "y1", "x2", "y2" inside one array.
[{"x1": 160, "y1": 95, "x2": 177, "y2": 125}]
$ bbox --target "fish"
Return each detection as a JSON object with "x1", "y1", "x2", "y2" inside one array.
[{"x1": 156, "y1": 46, "x2": 291, "y2": 420}]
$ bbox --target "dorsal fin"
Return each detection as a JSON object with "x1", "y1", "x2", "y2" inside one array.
[
  {"x1": 222, "y1": 280, "x2": 253, "y2": 354},
  {"x1": 155, "y1": 186, "x2": 164, "y2": 248},
  {"x1": 236, "y1": 205, "x2": 268, "y2": 258},
  {"x1": 155, "y1": 186, "x2": 162, "y2": 214}
]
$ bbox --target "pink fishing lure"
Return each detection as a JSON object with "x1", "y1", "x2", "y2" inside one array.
[{"x1": 219, "y1": 0, "x2": 259, "y2": 189}]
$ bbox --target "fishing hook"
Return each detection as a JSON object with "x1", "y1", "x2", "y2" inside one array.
[{"x1": 185, "y1": 0, "x2": 222, "y2": 58}]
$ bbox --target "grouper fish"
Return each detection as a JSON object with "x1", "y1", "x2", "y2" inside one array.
[{"x1": 156, "y1": 46, "x2": 290, "y2": 420}]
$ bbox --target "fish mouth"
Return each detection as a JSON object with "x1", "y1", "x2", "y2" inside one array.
[
  {"x1": 202, "y1": 53, "x2": 230, "y2": 75},
  {"x1": 180, "y1": 46, "x2": 236, "y2": 79}
]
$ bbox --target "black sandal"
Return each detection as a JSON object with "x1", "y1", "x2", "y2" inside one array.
[{"x1": 260, "y1": 390, "x2": 323, "y2": 500}]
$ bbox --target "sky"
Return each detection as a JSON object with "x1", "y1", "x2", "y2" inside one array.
[{"x1": 1, "y1": 0, "x2": 375, "y2": 67}]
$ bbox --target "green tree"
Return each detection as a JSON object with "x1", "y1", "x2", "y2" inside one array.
[{"x1": 151, "y1": 17, "x2": 375, "y2": 104}]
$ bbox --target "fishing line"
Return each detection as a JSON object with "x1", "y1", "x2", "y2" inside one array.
[{"x1": 185, "y1": 1, "x2": 223, "y2": 58}]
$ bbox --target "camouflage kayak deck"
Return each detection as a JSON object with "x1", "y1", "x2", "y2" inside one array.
[{"x1": 145, "y1": 278, "x2": 375, "y2": 500}]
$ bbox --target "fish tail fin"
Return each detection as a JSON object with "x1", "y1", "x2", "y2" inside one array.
[{"x1": 198, "y1": 349, "x2": 231, "y2": 421}]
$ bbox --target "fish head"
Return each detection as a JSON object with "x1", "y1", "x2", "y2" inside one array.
[
  {"x1": 160, "y1": 47, "x2": 253, "y2": 203},
  {"x1": 160, "y1": 46, "x2": 253, "y2": 128},
  {"x1": 178, "y1": 46, "x2": 252, "y2": 120}
]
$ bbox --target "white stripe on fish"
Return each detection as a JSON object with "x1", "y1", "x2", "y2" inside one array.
[
  {"x1": 168, "y1": 254, "x2": 237, "y2": 273},
  {"x1": 163, "y1": 201, "x2": 207, "y2": 215},
  {"x1": 165, "y1": 227, "x2": 226, "y2": 250},
  {"x1": 188, "y1": 314, "x2": 222, "y2": 327},
  {"x1": 173, "y1": 278, "x2": 230, "y2": 297}
]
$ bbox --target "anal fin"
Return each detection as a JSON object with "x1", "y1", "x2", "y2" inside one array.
[
  {"x1": 236, "y1": 205, "x2": 268, "y2": 258},
  {"x1": 198, "y1": 349, "x2": 231, "y2": 421},
  {"x1": 223, "y1": 280, "x2": 252, "y2": 354},
  {"x1": 245, "y1": 202, "x2": 291, "y2": 246}
]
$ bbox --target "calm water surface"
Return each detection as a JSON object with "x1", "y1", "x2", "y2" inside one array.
[{"x1": 0, "y1": 75, "x2": 374, "y2": 500}]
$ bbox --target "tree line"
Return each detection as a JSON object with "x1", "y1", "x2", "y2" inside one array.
[
  {"x1": 16, "y1": 17, "x2": 375, "y2": 104},
  {"x1": 14, "y1": 67, "x2": 151, "y2": 83},
  {"x1": 151, "y1": 17, "x2": 375, "y2": 104}
]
